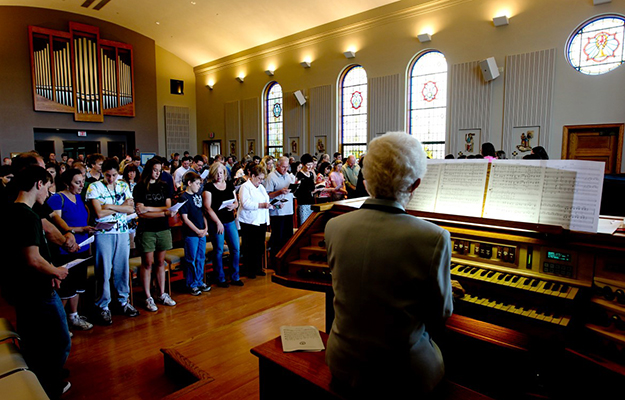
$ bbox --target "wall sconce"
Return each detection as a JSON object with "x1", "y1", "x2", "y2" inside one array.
[
  {"x1": 206, "y1": 83, "x2": 214, "y2": 90},
  {"x1": 492, "y1": 15, "x2": 509, "y2": 27},
  {"x1": 417, "y1": 33, "x2": 432, "y2": 43},
  {"x1": 343, "y1": 50, "x2": 356, "y2": 59},
  {"x1": 300, "y1": 60, "x2": 311, "y2": 68},
  {"x1": 265, "y1": 69, "x2": 275, "y2": 76},
  {"x1": 236, "y1": 76, "x2": 244, "y2": 83},
  {"x1": 593, "y1": 0, "x2": 611, "y2": 4}
]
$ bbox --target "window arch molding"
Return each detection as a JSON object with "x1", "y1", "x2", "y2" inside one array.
[
  {"x1": 337, "y1": 64, "x2": 368, "y2": 158},
  {"x1": 263, "y1": 81, "x2": 283, "y2": 158},
  {"x1": 406, "y1": 49, "x2": 448, "y2": 159},
  {"x1": 565, "y1": 13, "x2": 625, "y2": 76}
]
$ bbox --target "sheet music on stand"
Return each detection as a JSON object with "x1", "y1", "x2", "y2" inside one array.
[{"x1": 406, "y1": 159, "x2": 605, "y2": 233}]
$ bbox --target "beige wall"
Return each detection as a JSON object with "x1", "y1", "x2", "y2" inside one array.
[
  {"x1": 0, "y1": 6, "x2": 157, "y2": 158},
  {"x1": 155, "y1": 45, "x2": 197, "y2": 156},
  {"x1": 194, "y1": 0, "x2": 625, "y2": 166}
]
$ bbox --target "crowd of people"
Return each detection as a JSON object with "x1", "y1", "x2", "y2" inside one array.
[{"x1": 0, "y1": 147, "x2": 366, "y2": 398}]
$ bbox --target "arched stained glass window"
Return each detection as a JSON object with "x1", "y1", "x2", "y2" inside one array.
[
  {"x1": 567, "y1": 14, "x2": 624, "y2": 75},
  {"x1": 408, "y1": 51, "x2": 447, "y2": 159},
  {"x1": 340, "y1": 65, "x2": 367, "y2": 158},
  {"x1": 265, "y1": 82, "x2": 283, "y2": 158}
]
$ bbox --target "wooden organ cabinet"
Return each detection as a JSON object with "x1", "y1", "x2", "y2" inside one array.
[{"x1": 272, "y1": 199, "x2": 625, "y2": 399}]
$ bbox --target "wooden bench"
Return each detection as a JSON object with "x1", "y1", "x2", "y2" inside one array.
[
  {"x1": 0, "y1": 319, "x2": 48, "y2": 399},
  {"x1": 250, "y1": 332, "x2": 493, "y2": 400}
]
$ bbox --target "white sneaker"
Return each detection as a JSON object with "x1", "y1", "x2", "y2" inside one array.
[
  {"x1": 69, "y1": 315, "x2": 94, "y2": 331},
  {"x1": 145, "y1": 297, "x2": 158, "y2": 312},
  {"x1": 158, "y1": 293, "x2": 176, "y2": 306}
]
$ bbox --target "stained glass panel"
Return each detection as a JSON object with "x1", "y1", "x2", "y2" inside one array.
[
  {"x1": 409, "y1": 51, "x2": 447, "y2": 159},
  {"x1": 265, "y1": 82, "x2": 283, "y2": 156},
  {"x1": 341, "y1": 65, "x2": 367, "y2": 157},
  {"x1": 567, "y1": 15, "x2": 624, "y2": 75}
]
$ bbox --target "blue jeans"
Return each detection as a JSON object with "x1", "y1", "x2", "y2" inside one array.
[
  {"x1": 209, "y1": 220, "x2": 240, "y2": 282},
  {"x1": 16, "y1": 292, "x2": 71, "y2": 398},
  {"x1": 184, "y1": 235, "x2": 206, "y2": 289},
  {"x1": 94, "y1": 233, "x2": 130, "y2": 309}
]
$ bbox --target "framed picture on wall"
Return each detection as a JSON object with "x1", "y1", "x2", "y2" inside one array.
[
  {"x1": 512, "y1": 126, "x2": 540, "y2": 157},
  {"x1": 140, "y1": 152, "x2": 156, "y2": 166},
  {"x1": 229, "y1": 140, "x2": 237, "y2": 157},
  {"x1": 457, "y1": 129, "x2": 481, "y2": 157},
  {"x1": 314, "y1": 136, "x2": 327, "y2": 155},
  {"x1": 247, "y1": 139, "x2": 255, "y2": 155},
  {"x1": 289, "y1": 137, "x2": 300, "y2": 156}
]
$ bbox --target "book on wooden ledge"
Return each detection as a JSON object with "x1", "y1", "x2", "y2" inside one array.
[{"x1": 280, "y1": 326, "x2": 325, "y2": 352}]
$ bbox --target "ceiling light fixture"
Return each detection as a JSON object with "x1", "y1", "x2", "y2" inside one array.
[
  {"x1": 492, "y1": 15, "x2": 509, "y2": 27},
  {"x1": 417, "y1": 33, "x2": 432, "y2": 43}
]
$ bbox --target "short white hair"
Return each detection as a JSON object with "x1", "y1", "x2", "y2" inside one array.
[{"x1": 363, "y1": 131, "x2": 427, "y2": 205}]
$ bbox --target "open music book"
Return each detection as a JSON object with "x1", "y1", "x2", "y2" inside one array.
[{"x1": 406, "y1": 159, "x2": 605, "y2": 233}]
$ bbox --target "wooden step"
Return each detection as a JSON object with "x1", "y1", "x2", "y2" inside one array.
[{"x1": 310, "y1": 233, "x2": 326, "y2": 248}]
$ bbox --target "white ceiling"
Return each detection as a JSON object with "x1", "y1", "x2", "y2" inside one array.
[{"x1": 2, "y1": 0, "x2": 398, "y2": 67}]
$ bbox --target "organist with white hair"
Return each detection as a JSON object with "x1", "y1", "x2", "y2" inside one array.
[{"x1": 325, "y1": 131, "x2": 454, "y2": 396}]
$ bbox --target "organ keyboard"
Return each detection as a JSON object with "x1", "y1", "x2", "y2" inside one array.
[{"x1": 272, "y1": 198, "x2": 625, "y2": 397}]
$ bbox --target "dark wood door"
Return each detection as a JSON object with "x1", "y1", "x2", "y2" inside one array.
[{"x1": 562, "y1": 124, "x2": 623, "y2": 174}]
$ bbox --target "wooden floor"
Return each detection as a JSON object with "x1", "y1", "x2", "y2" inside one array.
[{"x1": 0, "y1": 271, "x2": 326, "y2": 400}]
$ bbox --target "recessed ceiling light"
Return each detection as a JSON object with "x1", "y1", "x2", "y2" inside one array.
[
  {"x1": 156, "y1": 22, "x2": 160, "y2": 25},
  {"x1": 191, "y1": 1, "x2": 196, "y2": 4}
]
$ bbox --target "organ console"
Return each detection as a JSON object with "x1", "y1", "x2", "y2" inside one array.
[{"x1": 272, "y1": 198, "x2": 625, "y2": 398}]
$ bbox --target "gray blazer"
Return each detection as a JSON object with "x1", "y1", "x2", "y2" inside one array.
[{"x1": 325, "y1": 197, "x2": 453, "y2": 394}]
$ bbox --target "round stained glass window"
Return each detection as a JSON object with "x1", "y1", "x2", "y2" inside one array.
[{"x1": 566, "y1": 14, "x2": 625, "y2": 75}]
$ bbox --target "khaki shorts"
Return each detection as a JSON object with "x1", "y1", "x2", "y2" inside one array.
[{"x1": 137, "y1": 230, "x2": 173, "y2": 253}]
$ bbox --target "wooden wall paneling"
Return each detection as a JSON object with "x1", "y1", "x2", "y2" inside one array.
[
  {"x1": 309, "y1": 85, "x2": 333, "y2": 156},
  {"x1": 502, "y1": 48, "x2": 556, "y2": 156},
  {"x1": 368, "y1": 74, "x2": 401, "y2": 140},
  {"x1": 225, "y1": 100, "x2": 241, "y2": 159},
  {"x1": 165, "y1": 105, "x2": 190, "y2": 157},
  {"x1": 284, "y1": 91, "x2": 305, "y2": 156},
  {"x1": 241, "y1": 97, "x2": 259, "y2": 156},
  {"x1": 449, "y1": 61, "x2": 493, "y2": 157}
]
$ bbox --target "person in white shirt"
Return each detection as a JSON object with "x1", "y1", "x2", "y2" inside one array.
[
  {"x1": 173, "y1": 156, "x2": 192, "y2": 191},
  {"x1": 237, "y1": 164, "x2": 272, "y2": 279}
]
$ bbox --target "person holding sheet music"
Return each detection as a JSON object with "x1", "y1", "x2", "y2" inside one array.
[
  {"x1": 87, "y1": 158, "x2": 139, "y2": 325},
  {"x1": 134, "y1": 157, "x2": 177, "y2": 312},
  {"x1": 47, "y1": 169, "x2": 96, "y2": 331},
  {"x1": 294, "y1": 153, "x2": 322, "y2": 225},
  {"x1": 203, "y1": 162, "x2": 243, "y2": 288},
  {"x1": 2, "y1": 166, "x2": 71, "y2": 397},
  {"x1": 265, "y1": 156, "x2": 296, "y2": 268}
]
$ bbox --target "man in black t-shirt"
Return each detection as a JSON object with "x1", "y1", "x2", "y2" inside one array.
[{"x1": 2, "y1": 166, "x2": 71, "y2": 397}]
